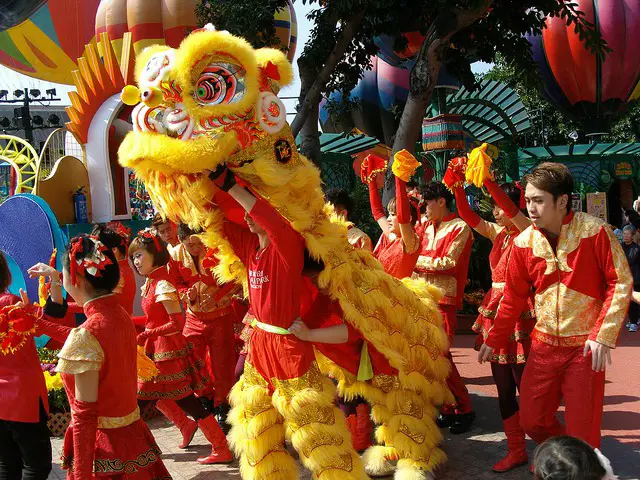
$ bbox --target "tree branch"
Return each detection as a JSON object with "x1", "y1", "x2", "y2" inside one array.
[{"x1": 291, "y1": 10, "x2": 366, "y2": 137}]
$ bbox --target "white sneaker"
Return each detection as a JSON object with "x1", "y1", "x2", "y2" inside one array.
[{"x1": 629, "y1": 324, "x2": 638, "y2": 332}]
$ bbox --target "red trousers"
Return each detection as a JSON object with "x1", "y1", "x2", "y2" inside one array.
[
  {"x1": 440, "y1": 305, "x2": 472, "y2": 414},
  {"x1": 183, "y1": 309, "x2": 236, "y2": 406},
  {"x1": 520, "y1": 340, "x2": 605, "y2": 448}
]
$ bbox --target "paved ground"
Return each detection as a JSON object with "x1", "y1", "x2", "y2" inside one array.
[{"x1": 48, "y1": 331, "x2": 640, "y2": 479}]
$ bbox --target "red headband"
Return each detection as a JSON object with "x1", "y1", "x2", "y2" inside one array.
[
  {"x1": 69, "y1": 236, "x2": 113, "y2": 286},
  {"x1": 138, "y1": 228, "x2": 162, "y2": 252}
]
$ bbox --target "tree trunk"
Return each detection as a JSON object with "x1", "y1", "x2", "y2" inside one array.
[
  {"x1": 383, "y1": 2, "x2": 493, "y2": 204},
  {"x1": 297, "y1": 61, "x2": 322, "y2": 166},
  {"x1": 290, "y1": 10, "x2": 365, "y2": 137}
]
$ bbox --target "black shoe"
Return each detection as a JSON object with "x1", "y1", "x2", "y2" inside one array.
[
  {"x1": 436, "y1": 413, "x2": 456, "y2": 428},
  {"x1": 449, "y1": 411, "x2": 476, "y2": 434}
]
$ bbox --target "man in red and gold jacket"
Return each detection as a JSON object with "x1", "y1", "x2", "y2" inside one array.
[
  {"x1": 414, "y1": 181, "x2": 475, "y2": 434},
  {"x1": 479, "y1": 162, "x2": 632, "y2": 449}
]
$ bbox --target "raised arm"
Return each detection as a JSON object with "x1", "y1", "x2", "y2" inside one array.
[
  {"x1": 368, "y1": 179, "x2": 390, "y2": 235},
  {"x1": 484, "y1": 180, "x2": 530, "y2": 233},
  {"x1": 453, "y1": 186, "x2": 497, "y2": 240},
  {"x1": 209, "y1": 165, "x2": 304, "y2": 269}
]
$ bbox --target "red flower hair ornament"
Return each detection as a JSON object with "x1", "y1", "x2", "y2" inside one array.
[
  {"x1": 69, "y1": 236, "x2": 114, "y2": 287},
  {"x1": 138, "y1": 228, "x2": 162, "y2": 252}
]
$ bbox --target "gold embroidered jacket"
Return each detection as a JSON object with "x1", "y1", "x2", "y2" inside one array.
[
  {"x1": 486, "y1": 211, "x2": 632, "y2": 349},
  {"x1": 414, "y1": 213, "x2": 473, "y2": 307}
]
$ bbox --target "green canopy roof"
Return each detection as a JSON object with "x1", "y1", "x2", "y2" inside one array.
[
  {"x1": 315, "y1": 131, "x2": 379, "y2": 155},
  {"x1": 445, "y1": 79, "x2": 532, "y2": 145}
]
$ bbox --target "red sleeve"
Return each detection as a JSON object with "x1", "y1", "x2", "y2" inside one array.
[
  {"x1": 248, "y1": 198, "x2": 305, "y2": 271},
  {"x1": 485, "y1": 244, "x2": 531, "y2": 349},
  {"x1": 485, "y1": 180, "x2": 520, "y2": 218},
  {"x1": 368, "y1": 182, "x2": 386, "y2": 221},
  {"x1": 395, "y1": 176, "x2": 411, "y2": 225},
  {"x1": 167, "y1": 258, "x2": 195, "y2": 296},
  {"x1": 588, "y1": 226, "x2": 633, "y2": 347},
  {"x1": 223, "y1": 220, "x2": 256, "y2": 266},
  {"x1": 454, "y1": 187, "x2": 481, "y2": 228},
  {"x1": 37, "y1": 317, "x2": 72, "y2": 343}
]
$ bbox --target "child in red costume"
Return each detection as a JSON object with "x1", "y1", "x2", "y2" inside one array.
[
  {"x1": 414, "y1": 180, "x2": 475, "y2": 434},
  {"x1": 452, "y1": 168, "x2": 535, "y2": 472},
  {"x1": 30, "y1": 235, "x2": 169, "y2": 480},
  {"x1": 479, "y1": 162, "x2": 633, "y2": 451},
  {"x1": 92, "y1": 223, "x2": 136, "y2": 315},
  {"x1": 130, "y1": 231, "x2": 232, "y2": 465}
]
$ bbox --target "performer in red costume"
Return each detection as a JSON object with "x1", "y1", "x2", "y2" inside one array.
[
  {"x1": 207, "y1": 165, "x2": 369, "y2": 479},
  {"x1": 152, "y1": 213, "x2": 179, "y2": 248},
  {"x1": 450, "y1": 159, "x2": 535, "y2": 472},
  {"x1": 0, "y1": 251, "x2": 76, "y2": 480},
  {"x1": 171, "y1": 224, "x2": 238, "y2": 416},
  {"x1": 364, "y1": 151, "x2": 424, "y2": 280},
  {"x1": 32, "y1": 235, "x2": 169, "y2": 479},
  {"x1": 92, "y1": 223, "x2": 136, "y2": 315},
  {"x1": 414, "y1": 180, "x2": 475, "y2": 434},
  {"x1": 130, "y1": 231, "x2": 232, "y2": 465},
  {"x1": 479, "y1": 162, "x2": 633, "y2": 450}
]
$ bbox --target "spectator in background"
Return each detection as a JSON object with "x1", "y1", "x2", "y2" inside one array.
[
  {"x1": 622, "y1": 225, "x2": 640, "y2": 332},
  {"x1": 325, "y1": 189, "x2": 373, "y2": 251},
  {"x1": 152, "y1": 213, "x2": 179, "y2": 248}
]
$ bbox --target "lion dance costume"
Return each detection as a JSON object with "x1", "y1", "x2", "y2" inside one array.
[{"x1": 119, "y1": 25, "x2": 451, "y2": 479}]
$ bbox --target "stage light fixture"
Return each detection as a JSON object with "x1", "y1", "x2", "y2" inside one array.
[
  {"x1": 29, "y1": 89, "x2": 41, "y2": 98},
  {"x1": 13, "y1": 89, "x2": 23, "y2": 98}
]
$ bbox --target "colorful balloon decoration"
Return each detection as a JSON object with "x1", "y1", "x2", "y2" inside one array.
[
  {"x1": 527, "y1": 0, "x2": 640, "y2": 133},
  {"x1": 0, "y1": 1, "x2": 47, "y2": 30},
  {"x1": 0, "y1": 0, "x2": 100, "y2": 84},
  {"x1": 274, "y1": 0, "x2": 297, "y2": 63},
  {"x1": 0, "y1": 0, "x2": 297, "y2": 85},
  {"x1": 374, "y1": 31, "x2": 424, "y2": 68},
  {"x1": 320, "y1": 56, "x2": 458, "y2": 145},
  {"x1": 95, "y1": 0, "x2": 198, "y2": 60}
]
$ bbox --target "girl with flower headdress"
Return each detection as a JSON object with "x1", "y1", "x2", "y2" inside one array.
[
  {"x1": 447, "y1": 145, "x2": 536, "y2": 473},
  {"x1": 24, "y1": 234, "x2": 170, "y2": 479},
  {"x1": 92, "y1": 222, "x2": 136, "y2": 316},
  {"x1": 129, "y1": 229, "x2": 232, "y2": 465}
]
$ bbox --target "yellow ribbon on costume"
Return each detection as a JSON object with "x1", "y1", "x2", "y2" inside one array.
[
  {"x1": 357, "y1": 342, "x2": 374, "y2": 381},
  {"x1": 466, "y1": 143, "x2": 494, "y2": 188},
  {"x1": 251, "y1": 319, "x2": 291, "y2": 335},
  {"x1": 392, "y1": 149, "x2": 421, "y2": 182},
  {"x1": 137, "y1": 346, "x2": 159, "y2": 381}
]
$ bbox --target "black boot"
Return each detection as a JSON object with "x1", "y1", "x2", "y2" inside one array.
[
  {"x1": 450, "y1": 411, "x2": 476, "y2": 434},
  {"x1": 436, "y1": 413, "x2": 456, "y2": 428}
]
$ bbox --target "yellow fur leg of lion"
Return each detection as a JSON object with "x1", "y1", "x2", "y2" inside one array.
[
  {"x1": 271, "y1": 366, "x2": 368, "y2": 480},
  {"x1": 363, "y1": 445, "x2": 399, "y2": 477},
  {"x1": 227, "y1": 363, "x2": 298, "y2": 480},
  {"x1": 393, "y1": 456, "x2": 446, "y2": 480}
]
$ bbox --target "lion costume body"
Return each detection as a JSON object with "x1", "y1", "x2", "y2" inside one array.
[{"x1": 119, "y1": 25, "x2": 451, "y2": 480}]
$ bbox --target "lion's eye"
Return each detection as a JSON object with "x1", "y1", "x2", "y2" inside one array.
[{"x1": 194, "y1": 63, "x2": 246, "y2": 105}]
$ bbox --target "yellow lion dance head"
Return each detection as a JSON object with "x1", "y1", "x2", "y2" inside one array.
[{"x1": 120, "y1": 25, "x2": 452, "y2": 476}]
